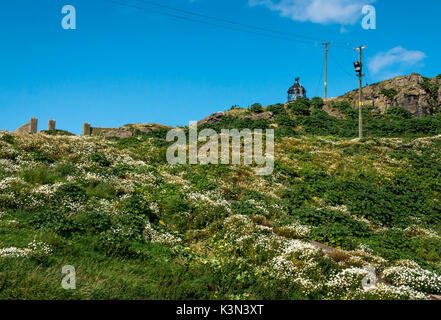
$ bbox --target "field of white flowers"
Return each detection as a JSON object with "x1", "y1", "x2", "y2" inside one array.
[{"x1": 0, "y1": 130, "x2": 441, "y2": 300}]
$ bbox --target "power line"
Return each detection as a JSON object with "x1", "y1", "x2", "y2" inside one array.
[
  {"x1": 106, "y1": 0, "x2": 358, "y2": 50},
  {"x1": 105, "y1": 0, "x2": 316, "y2": 45},
  {"x1": 362, "y1": 51, "x2": 373, "y2": 86},
  {"x1": 329, "y1": 51, "x2": 354, "y2": 79},
  {"x1": 315, "y1": 54, "x2": 325, "y2": 98},
  {"x1": 105, "y1": 0, "x2": 366, "y2": 103},
  {"x1": 135, "y1": 0, "x2": 327, "y2": 43},
  {"x1": 332, "y1": 41, "x2": 357, "y2": 50}
]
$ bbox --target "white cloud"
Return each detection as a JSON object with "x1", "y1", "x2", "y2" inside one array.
[
  {"x1": 248, "y1": 0, "x2": 375, "y2": 25},
  {"x1": 368, "y1": 46, "x2": 426, "y2": 77}
]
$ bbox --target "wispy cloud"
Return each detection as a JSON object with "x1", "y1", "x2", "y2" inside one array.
[
  {"x1": 248, "y1": 0, "x2": 375, "y2": 25},
  {"x1": 368, "y1": 46, "x2": 426, "y2": 78}
]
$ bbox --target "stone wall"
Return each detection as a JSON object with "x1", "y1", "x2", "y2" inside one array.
[
  {"x1": 48, "y1": 119, "x2": 56, "y2": 131},
  {"x1": 15, "y1": 118, "x2": 38, "y2": 134}
]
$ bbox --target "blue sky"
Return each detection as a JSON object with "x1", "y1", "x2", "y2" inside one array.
[{"x1": 0, "y1": 0, "x2": 439, "y2": 134}]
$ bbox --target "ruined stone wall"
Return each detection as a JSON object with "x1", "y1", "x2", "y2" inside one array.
[
  {"x1": 48, "y1": 119, "x2": 56, "y2": 131},
  {"x1": 15, "y1": 118, "x2": 38, "y2": 134},
  {"x1": 90, "y1": 127, "x2": 133, "y2": 138}
]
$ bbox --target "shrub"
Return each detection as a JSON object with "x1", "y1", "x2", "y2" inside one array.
[
  {"x1": 53, "y1": 162, "x2": 77, "y2": 178},
  {"x1": 161, "y1": 195, "x2": 189, "y2": 215},
  {"x1": 275, "y1": 126, "x2": 297, "y2": 137},
  {"x1": 29, "y1": 209, "x2": 79, "y2": 236},
  {"x1": 267, "y1": 104, "x2": 286, "y2": 115},
  {"x1": 96, "y1": 229, "x2": 136, "y2": 258},
  {"x1": 41, "y1": 129, "x2": 75, "y2": 136},
  {"x1": 185, "y1": 173, "x2": 218, "y2": 191},
  {"x1": 273, "y1": 224, "x2": 309, "y2": 239},
  {"x1": 21, "y1": 162, "x2": 74, "y2": 185},
  {"x1": 21, "y1": 166, "x2": 57, "y2": 185},
  {"x1": 32, "y1": 150, "x2": 54, "y2": 164},
  {"x1": 327, "y1": 249, "x2": 351, "y2": 264},
  {"x1": 249, "y1": 103, "x2": 264, "y2": 113},
  {"x1": 55, "y1": 183, "x2": 88, "y2": 203},
  {"x1": 275, "y1": 113, "x2": 296, "y2": 127},
  {"x1": 292, "y1": 208, "x2": 371, "y2": 248},
  {"x1": 332, "y1": 100, "x2": 352, "y2": 114},
  {"x1": 231, "y1": 200, "x2": 265, "y2": 216},
  {"x1": 112, "y1": 164, "x2": 135, "y2": 177},
  {"x1": 310, "y1": 97, "x2": 324, "y2": 110},
  {"x1": 281, "y1": 184, "x2": 312, "y2": 209},
  {"x1": 421, "y1": 78, "x2": 440, "y2": 102},
  {"x1": 89, "y1": 152, "x2": 111, "y2": 167},
  {"x1": 385, "y1": 107, "x2": 413, "y2": 120},
  {"x1": 86, "y1": 181, "x2": 117, "y2": 199},
  {"x1": 288, "y1": 98, "x2": 310, "y2": 116},
  {"x1": 120, "y1": 196, "x2": 157, "y2": 223},
  {"x1": 72, "y1": 211, "x2": 111, "y2": 234},
  {"x1": 381, "y1": 88, "x2": 398, "y2": 101},
  {"x1": 191, "y1": 205, "x2": 229, "y2": 230},
  {"x1": 198, "y1": 115, "x2": 271, "y2": 132},
  {"x1": 1, "y1": 134, "x2": 14, "y2": 144},
  {"x1": 143, "y1": 128, "x2": 169, "y2": 140},
  {"x1": 115, "y1": 137, "x2": 144, "y2": 149}
]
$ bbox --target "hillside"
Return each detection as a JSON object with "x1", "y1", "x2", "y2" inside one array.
[
  {"x1": 326, "y1": 73, "x2": 441, "y2": 118},
  {"x1": 1, "y1": 100, "x2": 441, "y2": 300}
]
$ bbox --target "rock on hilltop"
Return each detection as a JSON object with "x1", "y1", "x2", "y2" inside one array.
[{"x1": 329, "y1": 73, "x2": 441, "y2": 117}]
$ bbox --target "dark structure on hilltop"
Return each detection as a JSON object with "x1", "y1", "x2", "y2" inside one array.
[{"x1": 288, "y1": 77, "x2": 307, "y2": 102}]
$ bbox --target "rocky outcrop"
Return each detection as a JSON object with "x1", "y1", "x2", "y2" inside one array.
[
  {"x1": 329, "y1": 73, "x2": 441, "y2": 117},
  {"x1": 322, "y1": 104, "x2": 345, "y2": 119},
  {"x1": 197, "y1": 112, "x2": 225, "y2": 126},
  {"x1": 239, "y1": 111, "x2": 274, "y2": 121},
  {"x1": 438, "y1": 85, "x2": 441, "y2": 103},
  {"x1": 86, "y1": 123, "x2": 172, "y2": 138},
  {"x1": 90, "y1": 127, "x2": 134, "y2": 138},
  {"x1": 124, "y1": 123, "x2": 172, "y2": 134},
  {"x1": 197, "y1": 110, "x2": 275, "y2": 126}
]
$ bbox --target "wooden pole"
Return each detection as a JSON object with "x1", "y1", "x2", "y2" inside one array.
[
  {"x1": 355, "y1": 46, "x2": 366, "y2": 139},
  {"x1": 322, "y1": 42, "x2": 331, "y2": 100}
]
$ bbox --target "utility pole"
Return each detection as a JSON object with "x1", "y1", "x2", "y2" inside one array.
[
  {"x1": 322, "y1": 42, "x2": 331, "y2": 100},
  {"x1": 354, "y1": 46, "x2": 366, "y2": 139}
]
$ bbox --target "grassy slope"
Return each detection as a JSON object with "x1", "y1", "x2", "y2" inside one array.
[{"x1": 1, "y1": 104, "x2": 441, "y2": 300}]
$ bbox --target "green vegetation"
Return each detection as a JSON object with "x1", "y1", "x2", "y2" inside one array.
[
  {"x1": 421, "y1": 77, "x2": 440, "y2": 102},
  {"x1": 40, "y1": 129, "x2": 76, "y2": 136},
  {"x1": 249, "y1": 103, "x2": 264, "y2": 113},
  {"x1": 1, "y1": 99, "x2": 441, "y2": 300},
  {"x1": 198, "y1": 98, "x2": 441, "y2": 139},
  {"x1": 284, "y1": 98, "x2": 441, "y2": 138},
  {"x1": 381, "y1": 88, "x2": 398, "y2": 102},
  {"x1": 287, "y1": 97, "x2": 311, "y2": 116}
]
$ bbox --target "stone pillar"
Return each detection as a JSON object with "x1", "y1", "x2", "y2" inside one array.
[
  {"x1": 83, "y1": 122, "x2": 91, "y2": 136},
  {"x1": 30, "y1": 118, "x2": 38, "y2": 134},
  {"x1": 48, "y1": 119, "x2": 56, "y2": 131}
]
